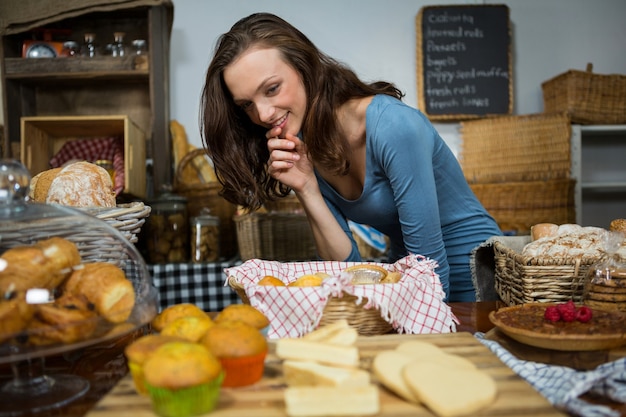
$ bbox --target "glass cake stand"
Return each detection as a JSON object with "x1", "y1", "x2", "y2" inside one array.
[{"x1": 0, "y1": 160, "x2": 157, "y2": 415}]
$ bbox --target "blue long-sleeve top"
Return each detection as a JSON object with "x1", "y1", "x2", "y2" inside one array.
[{"x1": 314, "y1": 94, "x2": 501, "y2": 302}]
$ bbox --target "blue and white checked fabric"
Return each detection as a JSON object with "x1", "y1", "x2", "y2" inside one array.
[
  {"x1": 149, "y1": 261, "x2": 242, "y2": 312},
  {"x1": 476, "y1": 332, "x2": 626, "y2": 417}
]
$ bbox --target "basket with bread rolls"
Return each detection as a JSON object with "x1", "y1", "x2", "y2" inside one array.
[
  {"x1": 493, "y1": 221, "x2": 626, "y2": 306},
  {"x1": 0, "y1": 160, "x2": 157, "y2": 362},
  {"x1": 28, "y1": 160, "x2": 151, "y2": 243},
  {"x1": 226, "y1": 255, "x2": 456, "y2": 338}
]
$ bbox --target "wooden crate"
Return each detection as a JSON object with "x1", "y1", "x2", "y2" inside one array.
[{"x1": 21, "y1": 115, "x2": 146, "y2": 198}]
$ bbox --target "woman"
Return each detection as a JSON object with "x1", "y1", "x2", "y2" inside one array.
[{"x1": 200, "y1": 12, "x2": 501, "y2": 302}]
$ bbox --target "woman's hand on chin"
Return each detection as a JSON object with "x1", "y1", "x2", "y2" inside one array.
[{"x1": 267, "y1": 131, "x2": 314, "y2": 192}]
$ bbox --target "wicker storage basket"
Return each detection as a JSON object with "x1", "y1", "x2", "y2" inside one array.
[
  {"x1": 460, "y1": 112, "x2": 571, "y2": 183},
  {"x1": 80, "y1": 201, "x2": 150, "y2": 243},
  {"x1": 542, "y1": 63, "x2": 626, "y2": 125},
  {"x1": 228, "y1": 276, "x2": 393, "y2": 336},
  {"x1": 234, "y1": 212, "x2": 316, "y2": 261},
  {"x1": 173, "y1": 149, "x2": 238, "y2": 259},
  {"x1": 470, "y1": 179, "x2": 575, "y2": 235},
  {"x1": 494, "y1": 238, "x2": 598, "y2": 306}
]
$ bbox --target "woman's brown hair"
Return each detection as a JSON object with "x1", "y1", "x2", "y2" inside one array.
[{"x1": 200, "y1": 13, "x2": 402, "y2": 210}]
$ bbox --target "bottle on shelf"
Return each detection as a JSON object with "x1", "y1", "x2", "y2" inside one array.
[
  {"x1": 81, "y1": 33, "x2": 97, "y2": 57},
  {"x1": 112, "y1": 32, "x2": 127, "y2": 57}
]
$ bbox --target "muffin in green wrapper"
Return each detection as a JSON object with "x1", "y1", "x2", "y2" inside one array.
[{"x1": 143, "y1": 341, "x2": 224, "y2": 417}]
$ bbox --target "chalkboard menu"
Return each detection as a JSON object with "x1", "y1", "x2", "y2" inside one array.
[{"x1": 416, "y1": 5, "x2": 512, "y2": 120}]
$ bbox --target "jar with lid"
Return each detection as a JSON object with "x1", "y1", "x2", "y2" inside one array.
[
  {"x1": 142, "y1": 188, "x2": 189, "y2": 263},
  {"x1": 191, "y1": 213, "x2": 220, "y2": 262},
  {"x1": 61, "y1": 41, "x2": 80, "y2": 57},
  {"x1": 582, "y1": 230, "x2": 626, "y2": 311},
  {"x1": 112, "y1": 32, "x2": 127, "y2": 57},
  {"x1": 81, "y1": 33, "x2": 97, "y2": 57}
]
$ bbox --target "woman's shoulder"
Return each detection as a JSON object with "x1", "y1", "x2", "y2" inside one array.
[{"x1": 368, "y1": 95, "x2": 431, "y2": 130}]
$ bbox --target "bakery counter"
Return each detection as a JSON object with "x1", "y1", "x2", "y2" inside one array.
[{"x1": 148, "y1": 260, "x2": 242, "y2": 312}]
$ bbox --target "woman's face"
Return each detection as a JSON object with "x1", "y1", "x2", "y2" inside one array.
[{"x1": 224, "y1": 47, "x2": 307, "y2": 138}]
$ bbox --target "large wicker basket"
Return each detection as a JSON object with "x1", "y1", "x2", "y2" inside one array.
[
  {"x1": 460, "y1": 112, "x2": 571, "y2": 183},
  {"x1": 234, "y1": 212, "x2": 316, "y2": 261},
  {"x1": 494, "y1": 238, "x2": 598, "y2": 306},
  {"x1": 542, "y1": 63, "x2": 626, "y2": 125},
  {"x1": 174, "y1": 149, "x2": 238, "y2": 259},
  {"x1": 80, "y1": 201, "x2": 150, "y2": 243},
  {"x1": 228, "y1": 276, "x2": 393, "y2": 336},
  {"x1": 470, "y1": 179, "x2": 575, "y2": 235}
]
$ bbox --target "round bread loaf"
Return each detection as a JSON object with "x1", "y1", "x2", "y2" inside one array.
[
  {"x1": 611, "y1": 219, "x2": 626, "y2": 234},
  {"x1": 29, "y1": 167, "x2": 63, "y2": 202},
  {"x1": 45, "y1": 161, "x2": 116, "y2": 207}
]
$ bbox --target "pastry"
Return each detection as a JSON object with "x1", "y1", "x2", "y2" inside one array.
[
  {"x1": 160, "y1": 315, "x2": 214, "y2": 342},
  {"x1": 200, "y1": 320, "x2": 268, "y2": 387},
  {"x1": 143, "y1": 341, "x2": 223, "y2": 417},
  {"x1": 28, "y1": 293, "x2": 98, "y2": 345},
  {"x1": 124, "y1": 334, "x2": 187, "y2": 395},
  {"x1": 63, "y1": 262, "x2": 135, "y2": 323},
  {"x1": 214, "y1": 304, "x2": 269, "y2": 331},
  {"x1": 0, "y1": 292, "x2": 35, "y2": 343},
  {"x1": 151, "y1": 303, "x2": 208, "y2": 332}
]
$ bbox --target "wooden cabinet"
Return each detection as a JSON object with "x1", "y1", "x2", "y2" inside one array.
[
  {"x1": 1, "y1": 2, "x2": 173, "y2": 197},
  {"x1": 571, "y1": 124, "x2": 626, "y2": 228}
]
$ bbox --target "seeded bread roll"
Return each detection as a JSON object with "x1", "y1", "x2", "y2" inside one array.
[
  {"x1": 611, "y1": 219, "x2": 626, "y2": 234},
  {"x1": 29, "y1": 167, "x2": 63, "y2": 202}
]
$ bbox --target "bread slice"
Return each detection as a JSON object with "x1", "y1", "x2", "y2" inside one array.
[
  {"x1": 403, "y1": 361, "x2": 497, "y2": 417},
  {"x1": 371, "y1": 350, "x2": 419, "y2": 403}
]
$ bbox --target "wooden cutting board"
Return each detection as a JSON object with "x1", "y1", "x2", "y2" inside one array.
[{"x1": 87, "y1": 332, "x2": 566, "y2": 417}]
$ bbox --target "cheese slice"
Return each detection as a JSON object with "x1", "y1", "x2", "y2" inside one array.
[
  {"x1": 403, "y1": 361, "x2": 497, "y2": 417},
  {"x1": 303, "y1": 319, "x2": 350, "y2": 342},
  {"x1": 276, "y1": 338, "x2": 359, "y2": 368},
  {"x1": 284, "y1": 385, "x2": 379, "y2": 417},
  {"x1": 283, "y1": 360, "x2": 369, "y2": 387}
]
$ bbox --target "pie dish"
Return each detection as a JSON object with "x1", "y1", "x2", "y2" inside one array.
[{"x1": 489, "y1": 303, "x2": 626, "y2": 351}]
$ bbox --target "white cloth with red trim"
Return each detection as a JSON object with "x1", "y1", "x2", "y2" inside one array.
[{"x1": 224, "y1": 255, "x2": 458, "y2": 339}]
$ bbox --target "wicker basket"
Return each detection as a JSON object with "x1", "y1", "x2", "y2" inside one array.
[
  {"x1": 542, "y1": 63, "x2": 626, "y2": 125},
  {"x1": 228, "y1": 276, "x2": 393, "y2": 336},
  {"x1": 234, "y1": 212, "x2": 316, "y2": 261},
  {"x1": 470, "y1": 179, "x2": 575, "y2": 235},
  {"x1": 494, "y1": 238, "x2": 598, "y2": 306},
  {"x1": 174, "y1": 149, "x2": 238, "y2": 259},
  {"x1": 460, "y1": 112, "x2": 571, "y2": 183},
  {"x1": 80, "y1": 202, "x2": 151, "y2": 243}
]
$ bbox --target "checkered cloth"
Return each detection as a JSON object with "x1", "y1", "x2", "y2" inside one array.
[
  {"x1": 49, "y1": 137, "x2": 125, "y2": 195},
  {"x1": 225, "y1": 255, "x2": 457, "y2": 339},
  {"x1": 149, "y1": 262, "x2": 242, "y2": 312},
  {"x1": 476, "y1": 332, "x2": 626, "y2": 417}
]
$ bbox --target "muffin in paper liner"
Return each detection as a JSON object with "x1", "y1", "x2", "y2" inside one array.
[
  {"x1": 145, "y1": 372, "x2": 224, "y2": 417},
  {"x1": 225, "y1": 254, "x2": 457, "y2": 338},
  {"x1": 219, "y1": 350, "x2": 267, "y2": 387}
]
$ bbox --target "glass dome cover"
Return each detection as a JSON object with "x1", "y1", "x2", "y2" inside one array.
[{"x1": 0, "y1": 159, "x2": 157, "y2": 364}]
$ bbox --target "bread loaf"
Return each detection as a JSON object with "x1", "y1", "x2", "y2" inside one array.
[{"x1": 30, "y1": 161, "x2": 116, "y2": 207}]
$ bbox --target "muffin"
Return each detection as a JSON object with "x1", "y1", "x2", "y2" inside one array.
[
  {"x1": 214, "y1": 304, "x2": 270, "y2": 333},
  {"x1": 152, "y1": 303, "x2": 209, "y2": 332},
  {"x1": 124, "y1": 334, "x2": 186, "y2": 395},
  {"x1": 200, "y1": 320, "x2": 268, "y2": 387},
  {"x1": 160, "y1": 315, "x2": 214, "y2": 342},
  {"x1": 143, "y1": 341, "x2": 223, "y2": 417}
]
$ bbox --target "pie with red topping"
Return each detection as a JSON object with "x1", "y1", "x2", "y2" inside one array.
[{"x1": 489, "y1": 303, "x2": 626, "y2": 351}]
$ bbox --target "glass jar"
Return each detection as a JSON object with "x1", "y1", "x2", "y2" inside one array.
[
  {"x1": 112, "y1": 32, "x2": 127, "y2": 57},
  {"x1": 191, "y1": 214, "x2": 220, "y2": 263},
  {"x1": 143, "y1": 190, "x2": 189, "y2": 264},
  {"x1": 81, "y1": 33, "x2": 97, "y2": 57},
  {"x1": 61, "y1": 41, "x2": 80, "y2": 57},
  {"x1": 583, "y1": 231, "x2": 626, "y2": 311},
  {"x1": 94, "y1": 159, "x2": 115, "y2": 184}
]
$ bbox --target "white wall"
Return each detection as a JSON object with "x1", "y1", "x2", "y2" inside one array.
[{"x1": 169, "y1": 0, "x2": 626, "y2": 155}]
